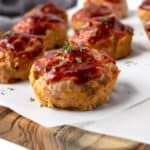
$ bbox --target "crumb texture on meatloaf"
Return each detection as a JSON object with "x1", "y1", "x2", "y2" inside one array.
[
  {"x1": 70, "y1": 16, "x2": 133, "y2": 59},
  {"x1": 0, "y1": 33, "x2": 44, "y2": 83},
  {"x1": 29, "y1": 44, "x2": 119, "y2": 111}
]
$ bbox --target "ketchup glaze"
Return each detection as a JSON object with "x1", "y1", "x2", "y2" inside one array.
[
  {"x1": 70, "y1": 16, "x2": 133, "y2": 46},
  {"x1": 105, "y1": 0, "x2": 122, "y2": 3},
  {"x1": 74, "y1": 5, "x2": 113, "y2": 21},
  {"x1": 29, "y1": 2, "x2": 67, "y2": 22},
  {"x1": 145, "y1": 21, "x2": 150, "y2": 31},
  {"x1": 34, "y1": 46, "x2": 115, "y2": 84},
  {"x1": 39, "y1": 3, "x2": 65, "y2": 15},
  {"x1": 73, "y1": 16, "x2": 133, "y2": 44},
  {"x1": 140, "y1": 0, "x2": 150, "y2": 10},
  {"x1": 85, "y1": 0, "x2": 122, "y2": 5},
  {"x1": 0, "y1": 33, "x2": 44, "y2": 58},
  {"x1": 13, "y1": 14, "x2": 65, "y2": 35}
]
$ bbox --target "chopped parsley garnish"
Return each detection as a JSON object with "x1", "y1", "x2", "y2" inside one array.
[
  {"x1": 75, "y1": 57, "x2": 82, "y2": 63},
  {"x1": 30, "y1": 97, "x2": 35, "y2": 102},
  {"x1": 91, "y1": 28, "x2": 98, "y2": 34},
  {"x1": 0, "y1": 87, "x2": 15, "y2": 96},
  {"x1": 80, "y1": 46, "x2": 87, "y2": 52},
  {"x1": 4, "y1": 31, "x2": 13, "y2": 36},
  {"x1": 0, "y1": 31, "x2": 15, "y2": 40},
  {"x1": 1, "y1": 31, "x2": 14, "y2": 38},
  {"x1": 101, "y1": 16, "x2": 109, "y2": 25},
  {"x1": 40, "y1": 104, "x2": 44, "y2": 107},
  {"x1": 63, "y1": 41, "x2": 87, "y2": 54},
  {"x1": 59, "y1": 59, "x2": 67, "y2": 66},
  {"x1": 8, "y1": 87, "x2": 15, "y2": 91},
  {"x1": 54, "y1": 51, "x2": 62, "y2": 57},
  {"x1": 63, "y1": 41, "x2": 74, "y2": 54},
  {"x1": 0, "y1": 92, "x2": 5, "y2": 95}
]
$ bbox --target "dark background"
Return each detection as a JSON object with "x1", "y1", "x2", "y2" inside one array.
[{"x1": 0, "y1": 0, "x2": 77, "y2": 16}]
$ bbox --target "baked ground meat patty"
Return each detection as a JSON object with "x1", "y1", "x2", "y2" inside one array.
[
  {"x1": 145, "y1": 20, "x2": 150, "y2": 39},
  {"x1": 26, "y1": 2, "x2": 68, "y2": 24},
  {"x1": 138, "y1": 0, "x2": 150, "y2": 24},
  {"x1": 0, "y1": 32, "x2": 44, "y2": 83},
  {"x1": 29, "y1": 44, "x2": 119, "y2": 111},
  {"x1": 84, "y1": 0, "x2": 128, "y2": 19},
  {"x1": 12, "y1": 14, "x2": 67, "y2": 50},
  {"x1": 71, "y1": 5, "x2": 114, "y2": 30},
  {"x1": 69, "y1": 16, "x2": 133, "y2": 59}
]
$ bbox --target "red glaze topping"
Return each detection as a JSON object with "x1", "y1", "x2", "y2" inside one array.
[
  {"x1": 12, "y1": 14, "x2": 65, "y2": 35},
  {"x1": 39, "y1": 3, "x2": 65, "y2": 15},
  {"x1": 29, "y1": 3, "x2": 67, "y2": 21},
  {"x1": 145, "y1": 21, "x2": 150, "y2": 31},
  {"x1": 73, "y1": 5, "x2": 113, "y2": 21},
  {"x1": 72, "y1": 16, "x2": 133, "y2": 45},
  {"x1": 33, "y1": 45, "x2": 115, "y2": 84},
  {"x1": 105, "y1": 0, "x2": 122, "y2": 3},
  {"x1": 85, "y1": 0, "x2": 122, "y2": 5},
  {"x1": 0, "y1": 33, "x2": 44, "y2": 58},
  {"x1": 140, "y1": 0, "x2": 150, "y2": 10}
]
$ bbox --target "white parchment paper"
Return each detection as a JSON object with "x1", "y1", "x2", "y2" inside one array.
[
  {"x1": 0, "y1": 0, "x2": 150, "y2": 144},
  {"x1": 75, "y1": 98, "x2": 150, "y2": 145}
]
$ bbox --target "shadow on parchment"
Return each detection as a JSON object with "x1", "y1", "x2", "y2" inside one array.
[{"x1": 97, "y1": 81, "x2": 138, "y2": 110}]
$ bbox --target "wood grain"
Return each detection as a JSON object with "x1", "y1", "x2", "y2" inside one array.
[{"x1": 0, "y1": 106, "x2": 150, "y2": 150}]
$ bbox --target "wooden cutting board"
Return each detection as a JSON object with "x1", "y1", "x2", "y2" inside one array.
[{"x1": 0, "y1": 105, "x2": 149, "y2": 150}]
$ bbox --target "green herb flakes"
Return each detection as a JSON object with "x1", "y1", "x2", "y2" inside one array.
[
  {"x1": 30, "y1": 97, "x2": 35, "y2": 102},
  {"x1": 75, "y1": 57, "x2": 82, "y2": 63},
  {"x1": 8, "y1": 87, "x2": 15, "y2": 91},
  {"x1": 91, "y1": 28, "x2": 98, "y2": 34},
  {"x1": 59, "y1": 59, "x2": 67, "y2": 66},
  {"x1": 101, "y1": 16, "x2": 109, "y2": 25},
  {"x1": 0, "y1": 92, "x2": 5, "y2": 95},
  {"x1": 63, "y1": 41, "x2": 73, "y2": 54}
]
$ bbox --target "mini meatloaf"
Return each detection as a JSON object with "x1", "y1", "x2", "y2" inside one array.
[
  {"x1": 0, "y1": 32, "x2": 44, "y2": 83},
  {"x1": 69, "y1": 16, "x2": 133, "y2": 59},
  {"x1": 29, "y1": 44, "x2": 119, "y2": 111},
  {"x1": 84, "y1": 0, "x2": 128, "y2": 19},
  {"x1": 12, "y1": 14, "x2": 67, "y2": 50},
  {"x1": 25, "y1": 2, "x2": 68, "y2": 24},
  {"x1": 145, "y1": 20, "x2": 150, "y2": 39},
  {"x1": 71, "y1": 5, "x2": 114, "y2": 30},
  {"x1": 138, "y1": 0, "x2": 150, "y2": 24}
]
